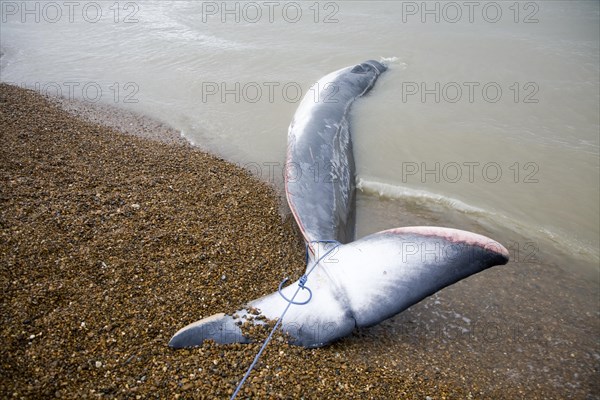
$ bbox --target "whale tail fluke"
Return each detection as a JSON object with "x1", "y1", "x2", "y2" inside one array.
[
  {"x1": 169, "y1": 227, "x2": 508, "y2": 349},
  {"x1": 168, "y1": 313, "x2": 250, "y2": 349},
  {"x1": 317, "y1": 227, "x2": 509, "y2": 329}
]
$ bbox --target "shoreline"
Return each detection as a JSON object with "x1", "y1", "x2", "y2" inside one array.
[
  {"x1": 1, "y1": 84, "x2": 598, "y2": 399},
  {"x1": 48, "y1": 92, "x2": 191, "y2": 148}
]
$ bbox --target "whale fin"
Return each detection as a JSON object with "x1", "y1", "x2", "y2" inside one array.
[
  {"x1": 169, "y1": 227, "x2": 508, "y2": 348},
  {"x1": 325, "y1": 226, "x2": 509, "y2": 328},
  {"x1": 168, "y1": 313, "x2": 251, "y2": 349}
]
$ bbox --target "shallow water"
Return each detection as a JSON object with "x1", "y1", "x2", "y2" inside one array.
[
  {"x1": 1, "y1": 1, "x2": 599, "y2": 396},
  {"x1": 1, "y1": 1, "x2": 598, "y2": 269}
]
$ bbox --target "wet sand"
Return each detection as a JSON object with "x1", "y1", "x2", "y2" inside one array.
[{"x1": 1, "y1": 84, "x2": 598, "y2": 399}]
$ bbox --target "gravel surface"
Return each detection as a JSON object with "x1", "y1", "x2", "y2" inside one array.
[
  {"x1": 48, "y1": 96, "x2": 190, "y2": 147},
  {"x1": 1, "y1": 84, "x2": 598, "y2": 399}
]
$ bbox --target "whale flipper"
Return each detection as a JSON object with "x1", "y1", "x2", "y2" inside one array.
[
  {"x1": 169, "y1": 226, "x2": 508, "y2": 348},
  {"x1": 168, "y1": 313, "x2": 250, "y2": 348},
  {"x1": 320, "y1": 227, "x2": 509, "y2": 329}
]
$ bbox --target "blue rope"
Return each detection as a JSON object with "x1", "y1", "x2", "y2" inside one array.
[
  {"x1": 278, "y1": 277, "x2": 312, "y2": 305},
  {"x1": 230, "y1": 240, "x2": 340, "y2": 399}
]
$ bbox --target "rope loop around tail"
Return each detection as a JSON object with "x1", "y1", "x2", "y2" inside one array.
[
  {"x1": 278, "y1": 239, "x2": 342, "y2": 306},
  {"x1": 277, "y1": 276, "x2": 312, "y2": 305}
]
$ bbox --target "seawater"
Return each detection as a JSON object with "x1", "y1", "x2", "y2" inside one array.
[{"x1": 1, "y1": 1, "x2": 598, "y2": 271}]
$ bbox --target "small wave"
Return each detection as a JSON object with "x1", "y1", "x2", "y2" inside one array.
[
  {"x1": 379, "y1": 56, "x2": 399, "y2": 64},
  {"x1": 356, "y1": 178, "x2": 485, "y2": 214},
  {"x1": 379, "y1": 57, "x2": 407, "y2": 70},
  {"x1": 357, "y1": 177, "x2": 599, "y2": 267}
]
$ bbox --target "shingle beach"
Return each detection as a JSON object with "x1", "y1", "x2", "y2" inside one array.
[{"x1": 1, "y1": 84, "x2": 597, "y2": 399}]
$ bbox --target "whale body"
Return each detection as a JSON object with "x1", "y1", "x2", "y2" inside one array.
[
  {"x1": 169, "y1": 60, "x2": 509, "y2": 349},
  {"x1": 285, "y1": 60, "x2": 387, "y2": 244}
]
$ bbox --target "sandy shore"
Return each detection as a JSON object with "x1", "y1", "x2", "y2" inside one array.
[{"x1": 1, "y1": 84, "x2": 598, "y2": 399}]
